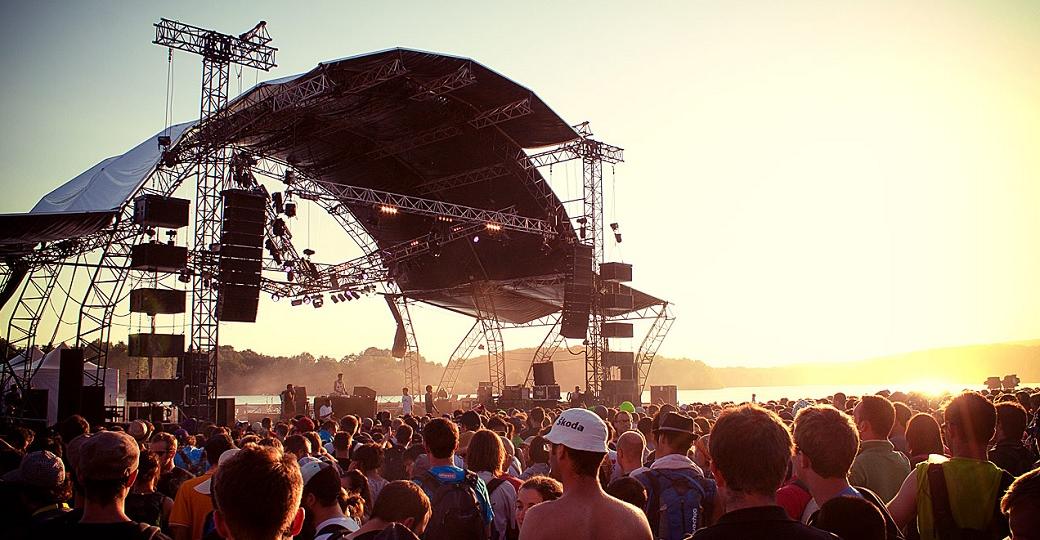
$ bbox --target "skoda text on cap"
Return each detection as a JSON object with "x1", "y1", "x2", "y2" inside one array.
[{"x1": 543, "y1": 408, "x2": 609, "y2": 453}]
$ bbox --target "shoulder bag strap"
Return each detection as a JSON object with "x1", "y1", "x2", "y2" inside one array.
[{"x1": 927, "y1": 463, "x2": 958, "y2": 538}]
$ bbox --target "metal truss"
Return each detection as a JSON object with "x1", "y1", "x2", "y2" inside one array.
[
  {"x1": 523, "y1": 138, "x2": 624, "y2": 170},
  {"x1": 349, "y1": 58, "x2": 408, "y2": 94},
  {"x1": 635, "y1": 303, "x2": 675, "y2": 393},
  {"x1": 437, "y1": 320, "x2": 484, "y2": 396},
  {"x1": 522, "y1": 314, "x2": 564, "y2": 387},
  {"x1": 1, "y1": 262, "x2": 63, "y2": 394},
  {"x1": 393, "y1": 296, "x2": 422, "y2": 394},
  {"x1": 271, "y1": 71, "x2": 334, "y2": 112},
  {"x1": 410, "y1": 63, "x2": 476, "y2": 100},
  {"x1": 469, "y1": 98, "x2": 532, "y2": 129},
  {"x1": 473, "y1": 282, "x2": 506, "y2": 396},
  {"x1": 153, "y1": 19, "x2": 276, "y2": 71},
  {"x1": 415, "y1": 164, "x2": 510, "y2": 196},
  {"x1": 367, "y1": 125, "x2": 463, "y2": 160}
]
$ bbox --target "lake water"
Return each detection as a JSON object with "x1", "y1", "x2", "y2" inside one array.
[{"x1": 225, "y1": 380, "x2": 1038, "y2": 407}]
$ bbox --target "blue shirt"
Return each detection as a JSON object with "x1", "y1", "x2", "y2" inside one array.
[
  {"x1": 418, "y1": 465, "x2": 494, "y2": 525},
  {"x1": 174, "y1": 445, "x2": 205, "y2": 471}
]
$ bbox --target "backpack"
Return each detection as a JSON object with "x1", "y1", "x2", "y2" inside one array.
[
  {"x1": 383, "y1": 444, "x2": 408, "y2": 481},
  {"x1": 418, "y1": 469, "x2": 488, "y2": 540},
  {"x1": 806, "y1": 487, "x2": 905, "y2": 540},
  {"x1": 486, "y1": 478, "x2": 519, "y2": 540},
  {"x1": 927, "y1": 464, "x2": 1012, "y2": 540},
  {"x1": 638, "y1": 468, "x2": 715, "y2": 540}
]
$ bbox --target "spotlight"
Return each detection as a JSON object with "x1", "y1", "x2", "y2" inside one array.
[
  {"x1": 472, "y1": 235, "x2": 480, "y2": 243},
  {"x1": 271, "y1": 294, "x2": 281, "y2": 302},
  {"x1": 286, "y1": 270, "x2": 295, "y2": 282},
  {"x1": 291, "y1": 298, "x2": 304, "y2": 306},
  {"x1": 478, "y1": 344, "x2": 486, "y2": 350},
  {"x1": 283, "y1": 170, "x2": 296, "y2": 186},
  {"x1": 210, "y1": 243, "x2": 221, "y2": 253},
  {"x1": 157, "y1": 135, "x2": 172, "y2": 148},
  {"x1": 303, "y1": 248, "x2": 315, "y2": 258},
  {"x1": 485, "y1": 223, "x2": 502, "y2": 231},
  {"x1": 614, "y1": 232, "x2": 622, "y2": 243},
  {"x1": 303, "y1": 296, "x2": 311, "y2": 304},
  {"x1": 379, "y1": 205, "x2": 398, "y2": 215},
  {"x1": 351, "y1": 291, "x2": 362, "y2": 300},
  {"x1": 178, "y1": 269, "x2": 191, "y2": 283},
  {"x1": 609, "y1": 222, "x2": 619, "y2": 231},
  {"x1": 343, "y1": 292, "x2": 353, "y2": 302},
  {"x1": 272, "y1": 192, "x2": 284, "y2": 214},
  {"x1": 312, "y1": 295, "x2": 324, "y2": 308},
  {"x1": 284, "y1": 201, "x2": 297, "y2": 217},
  {"x1": 331, "y1": 295, "x2": 339, "y2": 304}
]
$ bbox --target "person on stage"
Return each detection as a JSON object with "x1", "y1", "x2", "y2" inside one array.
[
  {"x1": 333, "y1": 373, "x2": 347, "y2": 396},
  {"x1": 401, "y1": 387, "x2": 414, "y2": 416},
  {"x1": 318, "y1": 397, "x2": 334, "y2": 422},
  {"x1": 424, "y1": 385, "x2": 439, "y2": 415},
  {"x1": 280, "y1": 383, "x2": 296, "y2": 420}
]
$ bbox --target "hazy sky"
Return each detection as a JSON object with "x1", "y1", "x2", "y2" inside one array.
[{"x1": 1, "y1": 1, "x2": 1038, "y2": 369}]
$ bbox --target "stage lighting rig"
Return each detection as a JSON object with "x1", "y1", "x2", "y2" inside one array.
[{"x1": 312, "y1": 295, "x2": 324, "y2": 308}]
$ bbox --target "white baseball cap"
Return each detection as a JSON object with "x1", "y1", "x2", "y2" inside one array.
[
  {"x1": 543, "y1": 408, "x2": 609, "y2": 453},
  {"x1": 194, "y1": 448, "x2": 240, "y2": 495},
  {"x1": 300, "y1": 459, "x2": 331, "y2": 485}
]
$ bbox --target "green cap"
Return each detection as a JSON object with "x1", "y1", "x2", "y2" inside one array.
[{"x1": 619, "y1": 401, "x2": 636, "y2": 413}]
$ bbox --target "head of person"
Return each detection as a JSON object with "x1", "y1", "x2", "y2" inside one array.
[
  {"x1": 893, "y1": 402, "x2": 913, "y2": 432},
  {"x1": 282, "y1": 434, "x2": 311, "y2": 460},
  {"x1": 1, "y1": 450, "x2": 71, "y2": 510},
  {"x1": 339, "y1": 415, "x2": 359, "y2": 435},
  {"x1": 337, "y1": 373, "x2": 343, "y2": 380},
  {"x1": 369, "y1": 480, "x2": 431, "y2": 534},
  {"x1": 460, "y1": 410, "x2": 482, "y2": 432},
  {"x1": 149, "y1": 432, "x2": 177, "y2": 470},
  {"x1": 792, "y1": 405, "x2": 859, "y2": 481},
  {"x1": 403, "y1": 387, "x2": 409, "y2": 396},
  {"x1": 57, "y1": 415, "x2": 90, "y2": 446},
  {"x1": 613, "y1": 410, "x2": 634, "y2": 436},
  {"x1": 422, "y1": 417, "x2": 459, "y2": 460},
  {"x1": 653, "y1": 411, "x2": 698, "y2": 456},
  {"x1": 300, "y1": 460, "x2": 345, "y2": 513},
  {"x1": 615, "y1": 431, "x2": 647, "y2": 472},
  {"x1": 529, "y1": 407, "x2": 545, "y2": 428},
  {"x1": 303, "y1": 432, "x2": 323, "y2": 456},
  {"x1": 814, "y1": 495, "x2": 886, "y2": 540},
  {"x1": 1001, "y1": 467, "x2": 1040, "y2": 539},
  {"x1": 605, "y1": 476, "x2": 648, "y2": 510},
  {"x1": 942, "y1": 392, "x2": 997, "y2": 455},
  {"x1": 212, "y1": 445, "x2": 304, "y2": 540},
  {"x1": 853, "y1": 395, "x2": 896, "y2": 440},
  {"x1": 205, "y1": 433, "x2": 236, "y2": 467},
  {"x1": 73, "y1": 431, "x2": 140, "y2": 505},
  {"x1": 286, "y1": 384, "x2": 293, "y2": 391},
  {"x1": 352, "y1": 443, "x2": 384, "y2": 475},
  {"x1": 395, "y1": 424, "x2": 413, "y2": 446},
  {"x1": 543, "y1": 408, "x2": 609, "y2": 480},
  {"x1": 709, "y1": 404, "x2": 792, "y2": 503},
  {"x1": 528, "y1": 435, "x2": 550, "y2": 465},
  {"x1": 905, "y1": 412, "x2": 944, "y2": 457},
  {"x1": 995, "y1": 402, "x2": 1029, "y2": 443},
  {"x1": 134, "y1": 450, "x2": 162, "y2": 489},
  {"x1": 516, "y1": 475, "x2": 563, "y2": 528},
  {"x1": 832, "y1": 392, "x2": 847, "y2": 411},
  {"x1": 466, "y1": 429, "x2": 506, "y2": 474}
]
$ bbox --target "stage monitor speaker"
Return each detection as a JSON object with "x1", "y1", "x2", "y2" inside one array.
[
  {"x1": 502, "y1": 385, "x2": 525, "y2": 400},
  {"x1": 546, "y1": 384, "x2": 561, "y2": 400},
  {"x1": 133, "y1": 194, "x2": 190, "y2": 229},
  {"x1": 333, "y1": 397, "x2": 376, "y2": 419},
  {"x1": 599, "y1": 262, "x2": 633, "y2": 282},
  {"x1": 24, "y1": 389, "x2": 48, "y2": 420},
  {"x1": 57, "y1": 348, "x2": 84, "y2": 422},
  {"x1": 131, "y1": 243, "x2": 188, "y2": 273},
  {"x1": 352, "y1": 386, "x2": 378, "y2": 401},
  {"x1": 126, "y1": 378, "x2": 185, "y2": 402},
  {"x1": 650, "y1": 385, "x2": 678, "y2": 406},
  {"x1": 602, "y1": 322, "x2": 634, "y2": 338},
  {"x1": 533, "y1": 385, "x2": 561, "y2": 400},
  {"x1": 128, "y1": 333, "x2": 185, "y2": 358},
  {"x1": 213, "y1": 397, "x2": 236, "y2": 426},
  {"x1": 532, "y1": 362, "x2": 556, "y2": 386},
  {"x1": 129, "y1": 288, "x2": 186, "y2": 315},
  {"x1": 80, "y1": 385, "x2": 106, "y2": 426}
]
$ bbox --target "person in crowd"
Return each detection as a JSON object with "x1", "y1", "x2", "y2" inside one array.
[
  {"x1": 520, "y1": 408, "x2": 652, "y2": 540},
  {"x1": 169, "y1": 434, "x2": 234, "y2": 540},
  {"x1": 2, "y1": 449, "x2": 73, "y2": 539},
  {"x1": 904, "y1": 413, "x2": 945, "y2": 466},
  {"x1": 515, "y1": 475, "x2": 563, "y2": 530},
  {"x1": 520, "y1": 435, "x2": 551, "y2": 480},
  {"x1": 334, "y1": 373, "x2": 347, "y2": 396},
  {"x1": 284, "y1": 434, "x2": 312, "y2": 460},
  {"x1": 692, "y1": 404, "x2": 838, "y2": 539},
  {"x1": 401, "y1": 387, "x2": 414, "y2": 416},
  {"x1": 612, "y1": 410, "x2": 634, "y2": 443},
  {"x1": 791, "y1": 405, "x2": 902, "y2": 538},
  {"x1": 814, "y1": 496, "x2": 887, "y2": 540},
  {"x1": 211, "y1": 445, "x2": 304, "y2": 540},
  {"x1": 346, "y1": 480, "x2": 431, "y2": 540},
  {"x1": 569, "y1": 386, "x2": 585, "y2": 409},
  {"x1": 352, "y1": 443, "x2": 388, "y2": 503},
  {"x1": 458, "y1": 410, "x2": 483, "y2": 455},
  {"x1": 605, "y1": 476, "x2": 648, "y2": 511},
  {"x1": 467, "y1": 429, "x2": 518, "y2": 540},
  {"x1": 520, "y1": 407, "x2": 545, "y2": 439},
  {"x1": 125, "y1": 450, "x2": 173, "y2": 529},
  {"x1": 281, "y1": 384, "x2": 297, "y2": 420},
  {"x1": 989, "y1": 401, "x2": 1037, "y2": 477},
  {"x1": 129, "y1": 420, "x2": 152, "y2": 447},
  {"x1": 299, "y1": 460, "x2": 361, "y2": 540},
  {"x1": 887, "y1": 392, "x2": 1014, "y2": 540},
  {"x1": 637, "y1": 416, "x2": 656, "y2": 457},
  {"x1": 1000, "y1": 467, "x2": 1040, "y2": 540},
  {"x1": 632, "y1": 411, "x2": 716, "y2": 539},
  {"x1": 411, "y1": 417, "x2": 493, "y2": 540},
  {"x1": 612, "y1": 430, "x2": 646, "y2": 481},
  {"x1": 425, "y1": 385, "x2": 439, "y2": 415},
  {"x1": 342, "y1": 469, "x2": 373, "y2": 518},
  {"x1": 172, "y1": 430, "x2": 205, "y2": 475},
  {"x1": 43, "y1": 431, "x2": 173, "y2": 539},
  {"x1": 890, "y1": 402, "x2": 913, "y2": 456},
  {"x1": 850, "y1": 395, "x2": 911, "y2": 502},
  {"x1": 150, "y1": 432, "x2": 195, "y2": 500},
  {"x1": 318, "y1": 398, "x2": 335, "y2": 423}
]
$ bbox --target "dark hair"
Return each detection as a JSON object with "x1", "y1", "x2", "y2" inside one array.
[
  {"x1": 395, "y1": 424, "x2": 413, "y2": 446},
  {"x1": 343, "y1": 469, "x2": 372, "y2": 510},
  {"x1": 303, "y1": 463, "x2": 345, "y2": 507},
  {"x1": 520, "y1": 475, "x2": 563, "y2": 502},
  {"x1": 283, "y1": 434, "x2": 311, "y2": 460},
  {"x1": 995, "y1": 402, "x2": 1028, "y2": 441},
  {"x1": 204, "y1": 434, "x2": 235, "y2": 466},
  {"x1": 815, "y1": 496, "x2": 886, "y2": 540},
  {"x1": 905, "y1": 413, "x2": 944, "y2": 457},
  {"x1": 58, "y1": 415, "x2": 89, "y2": 446},
  {"x1": 1001, "y1": 466, "x2": 1040, "y2": 515},
  {"x1": 213, "y1": 445, "x2": 302, "y2": 540},
  {"x1": 529, "y1": 407, "x2": 545, "y2": 426},
  {"x1": 793, "y1": 405, "x2": 859, "y2": 478},
  {"x1": 562, "y1": 445, "x2": 605, "y2": 478},
  {"x1": 371, "y1": 480, "x2": 431, "y2": 526},
  {"x1": 943, "y1": 392, "x2": 997, "y2": 447},
  {"x1": 422, "y1": 418, "x2": 458, "y2": 459},
  {"x1": 460, "y1": 411, "x2": 482, "y2": 432},
  {"x1": 352, "y1": 443, "x2": 384, "y2": 473},
  {"x1": 856, "y1": 395, "x2": 896, "y2": 437},
  {"x1": 303, "y1": 432, "x2": 323, "y2": 456},
  {"x1": 893, "y1": 402, "x2": 913, "y2": 427},
  {"x1": 466, "y1": 430, "x2": 505, "y2": 474},
  {"x1": 332, "y1": 432, "x2": 352, "y2": 452},
  {"x1": 136, "y1": 450, "x2": 161, "y2": 484},
  {"x1": 606, "y1": 476, "x2": 647, "y2": 509},
  {"x1": 339, "y1": 415, "x2": 359, "y2": 435},
  {"x1": 709, "y1": 404, "x2": 793, "y2": 496},
  {"x1": 528, "y1": 435, "x2": 550, "y2": 464}
]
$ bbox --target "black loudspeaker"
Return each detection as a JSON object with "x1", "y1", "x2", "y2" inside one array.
[
  {"x1": 617, "y1": 365, "x2": 636, "y2": 381},
  {"x1": 128, "y1": 333, "x2": 185, "y2": 357},
  {"x1": 58, "y1": 348, "x2": 84, "y2": 422},
  {"x1": 477, "y1": 382, "x2": 493, "y2": 403},
  {"x1": 502, "y1": 386, "x2": 526, "y2": 400},
  {"x1": 352, "y1": 386, "x2": 378, "y2": 400},
  {"x1": 334, "y1": 397, "x2": 376, "y2": 419},
  {"x1": 546, "y1": 385, "x2": 561, "y2": 400},
  {"x1": 532, "y1": 385, "x2": 561, "y2": 400},
  {"x1": 601, "y1": 322, "x2": 634, "y2": 338},
  {"x1": 213, "y1": 397, "x2": 236, "y2": 427},
  {"x1": 533, "y1": 362, "x2": 556, "y2": 386},
  {"x1": 650, "y1": 385, "x2": 678, "y2": 406},
  {"x1": 133, "y1": 195, "x2": 190, "y2": 229},
  {"x1": 599, "y1": 262, "x2": 633, "y2": 282},
  {"x1": 126, "y1": 378, "x2": 185, "y2": 402},
  {"x1": 217, "y1": 285, "x2": 260, "y2": 322},
  {"x1": 602, "y1": 380, "x2": 640, "y2": 404},
  {"x1": 129, "y1": 288, "x2": 186, "y2": 315},
  {"x1": 601, "y1": 293, "x2": 633, "y2": 310},
  {"x1": 80, "y1": 386, "x2": 106, "y2": 426},
  {"x1": 129, "y1": 405, "x2": 167, "y2": 423},
  {"x1": 293, "y1": 387, "x2": 308, "y2": 416},
  {"x1": 24, "y1": 389, "x2": 48, "y2": 420},
  {"x1": 603, "y1": 351, "x2": 635, "y2": 367},
  {"x1": 561, "y1": 244, "x2": 594, "y2": 339},
  {"x1": 131, "y1": 243, "x2": 188, "y2": 272},
  {"x1": 218, "y1": 190, "x2": 265, "y2": 324}
]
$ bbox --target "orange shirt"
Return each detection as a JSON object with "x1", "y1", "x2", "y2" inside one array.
[{"x1": 169, "y1": 472, "x2": 213, "y2": 540}]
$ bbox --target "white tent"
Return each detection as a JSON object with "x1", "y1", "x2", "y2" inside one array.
[{"x1": 4, "y1": 344, "x2": 119, "y2": 424}]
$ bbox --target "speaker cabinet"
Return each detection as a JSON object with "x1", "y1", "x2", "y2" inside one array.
[
  {"x1": 127, "y1": 378, "x2": 185, "y2": 402},
  {"x1": 650, "y1": 385, "x2": 678, "y2": 406},
  {"x1": 602, "y1": 322, "x2": 634, "y2": 338},
  {"x1": 352, "y1": 386, "x2": 378, "y2": 400},
  {"x1": 80, "y1": 386, "x2": 106, "y2": 426},
  {"x1": 561, "y1": 244, "x2": 594, "y2": 339},
  {"x1": 131, "y1": 243, "x2": 188, "y2": 272},
  {"x1": 601, "y1": 293, "x2": 634, "y2": 310},
  {"x1": 57, "y1": 348, "x2": 84, "y2": 422},
  {"x1": 24, "y1": 389, "x2": 48, "y2": 420},
  {"x1": 330, "y1": 396, "x2": 376, "y2": 419},
  {"x1": 133, "y1": 195, "x2": 190, "y2": 229},
  {"x1": 293, "y1": 387, "x2": 308, "y2": 417},
  {"x1": 532, "y1": 362, "x2": 556, "y2": 386},
  {"x1": 213, "y1": 397, "x2": 236, "y2": 427},
  {"x1": 128, "y1": 333, "x2": 185, "y2": 357},
  {"x1": 599, "y1": 262, "x2": 633, "y2": 282},
  {"x1": 603, "y1": 351, "x2": 635, "y2": 367},
  {"x1": 217, "y1": 285, "x2": 260, "y2": 322},
  {"x1": 129, "y1": 288, "x2": 186, "y2": 315}
]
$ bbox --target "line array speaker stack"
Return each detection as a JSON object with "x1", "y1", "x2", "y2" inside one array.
[
  {"x1": 533, "y1": 362, "x2": 556, "y2": 386},
  {"x1": 57, "y1": 348, "x2": 84, "y2": 422},
  {"x1": 561, "y1": 244, "x2": 594, "y2": 339},
  {"x1": 218, "y1": 189, "x2": 266, "y2": 323},
  {"x1": 129, "y1": 196, "x2": 189, "y2": 362}
]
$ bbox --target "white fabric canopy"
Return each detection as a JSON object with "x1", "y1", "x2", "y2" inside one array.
[{"x1": 4, "y1": 344, "x2": 119, "y2": 425}]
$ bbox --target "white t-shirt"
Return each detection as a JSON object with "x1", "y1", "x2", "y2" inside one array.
[
  {"x1": 402, "y1": 394, "x2": 414, "y2": 415},
  {"x1": 314, "y1": 516, "x2": 360, "y2": 540}
]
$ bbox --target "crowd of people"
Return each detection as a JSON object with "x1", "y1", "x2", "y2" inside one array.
[{"x1": 1, "y1": 386, "x2": 1039, "y2": 540}]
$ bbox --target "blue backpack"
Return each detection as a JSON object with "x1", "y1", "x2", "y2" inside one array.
[{"x1": 637, "y1": 468, "x2": 716, "y2": 540}]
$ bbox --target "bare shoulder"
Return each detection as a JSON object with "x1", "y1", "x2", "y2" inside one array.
[
  {"x1": 520, "y1": 499, "x2": 563, "y2": 540},
  {"x1": 600, "y1": 496, "x2": 652, "y2": 538}
]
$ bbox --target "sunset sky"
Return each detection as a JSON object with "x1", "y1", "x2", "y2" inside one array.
[{"x1": 1, "y1": 1, "x2": 1038, "y2": 370}]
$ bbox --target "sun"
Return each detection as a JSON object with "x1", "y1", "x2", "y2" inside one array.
[{"x1": 903, "y1": 378, "x2": 962, "y2": 397}]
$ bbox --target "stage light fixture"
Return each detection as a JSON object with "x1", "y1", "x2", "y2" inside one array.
[
  {"x1": 286, "y1": 270, "x2": 295, "y2": 282},
  {"x1": 283, "y1": 170, "x2": 296, "y2": 186},
  {"x1": 331, "y1": 295, "x2": 339, "y2": 304},
  {"x1": 614, "y1": 232, "x2": 622, "y2": 243},
  {"x1": 291, "y1": 298, "x2": 304, "y2": 306},
  {"x1": 609, "y1": 222, "x2": 619, "y2": 231},
  {"x1": 379, "y1": 205, "x2": 398, "y2": 215},
  {"x1": 178, "y1": 269, "x2": 191, "y2": 283},
  {"x1": 485, "y1": 223, "x2": 502, "y2": 231},
  {"x1": 284, "y1": 201, "x2": 297, "y2": 217},
  {"x1": 472, "y1": 235, "x2": 480, "y2": 243},
  {"x1": 303, "y1": 296, "x2": 311, "y2": 304},
  {"x1": 271, "y1": 294, "x2": 281, "y2": 302},
  {"x1": 209, "y1": 243, "x2": 221, "y2": 253},
  {"x1": 312, "y1": 295, "x2": 324, "y2": 308},
  {"x1": 351, "y1": 291, "x2": 362, "y2": 300},
  {"x1": 303, "y1": 248, "x2": 315, "y2": 258},
  {"x1": 157, "y1": 135, "x2": 172, "y2": 148}
]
